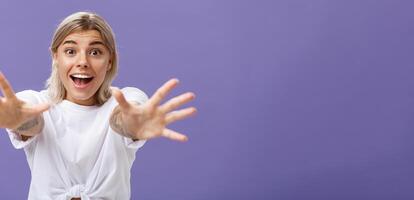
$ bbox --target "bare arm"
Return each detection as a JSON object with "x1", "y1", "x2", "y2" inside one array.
[
  {"x1": 109, "y1": 105, "x2": 129, "y2": 138},
  {"x1": 12, "y1": 115, "x2": 45, "y2": 141},
  {"x1": 110, "y1": 102, "x2": 141, "y2": 140},
  {"x1": 0, "y1": 72, "x2": 50, "y2": 141},
  {"x1": 110, "y1": 79, "x2": 196, "y2": 142}
]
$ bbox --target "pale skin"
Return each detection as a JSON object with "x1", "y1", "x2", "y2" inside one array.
[
  {"x1": 111, "y1": 79, "x2": 196, "y2": 141},
  {"x1": 0, "y1": 72, "x2": 49, "y2": 140},
  {"x1": 0, "y1": 30, "x2": 197, "y2": 142}
]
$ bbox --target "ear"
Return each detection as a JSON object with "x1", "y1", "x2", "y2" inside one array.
[
  {"x1": 107, "y1": 60, "x2": 112, "y2": 71},
  {"x1": 50, "y1": 47, "x2": 56, "y2": 60},
  {"x1": 52, "y1": 52, "x2": 57, "y2": 62}
]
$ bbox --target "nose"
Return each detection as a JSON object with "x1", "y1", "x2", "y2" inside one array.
[{"x1": 76, "y1": 51, "x2": 89, "y2": 68}]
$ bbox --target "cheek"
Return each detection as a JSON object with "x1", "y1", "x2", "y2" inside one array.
[
  {"x1": 56, "y1": 64, "x2": 68, "y2": 79},
  {"x1": 94, "y1": 58, "x2": 109, "y2": 67},
  {"x1": 92, "y1": 60, "x2": 110, "y2": 76},
  {"x1": 56, "y1": 57, "x2": 73, "y2": 75},
  {"x1": 95, "y1": 68, "x2": 108, "y2": 83}
]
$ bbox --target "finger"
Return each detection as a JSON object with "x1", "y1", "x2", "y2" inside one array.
[
  {"x1": 25, "y1": 103, "x2": 50, "y2": 117},
  {"x1": 0, "y1": 71, "x2": 16, "y2": 98},
  {"x1": 149, "y1": 78, "x2": 179, "y2": 106},
  {"x1": 162, "y1": 128, "x2": 188, "y2": 142},
  {"x1": 160, "y1": 92, "x2": 195, "y2": 113},
  {"x1": 111, "y1": 88, "x2": 131, "y2": 110},
  {"x1": 165, "y1": 107, "x2": 197, "y2": 125}
]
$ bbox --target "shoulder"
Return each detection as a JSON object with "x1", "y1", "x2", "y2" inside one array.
[
  {"x1": 121, "y1": 87, "x2": 148, "y2": 98},
  {"x1": 120, "y1": 87, "x2": 149, "y2": 104},
  {"x1": 15, "y1": 90, "x2": 39, "y2": 98},
  {"x1": 15, "y1": 90, "x2": 49, "y2": 104}
]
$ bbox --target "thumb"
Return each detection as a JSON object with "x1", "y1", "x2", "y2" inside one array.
[
  {"x1": 26, "y1": 103, "x2": 50, "y2": 116},
  {"x1": 111, "y1": 88, "x2": 131, "y2": 110}
]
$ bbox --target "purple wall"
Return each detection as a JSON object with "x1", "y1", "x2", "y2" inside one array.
[{"x1": 0, "y1": 0, "x2": 414, "y2": 199}]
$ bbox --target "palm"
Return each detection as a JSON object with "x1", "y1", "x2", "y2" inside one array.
[
  {"x1": 0, "y1": 97, "x2": 25, "y2": 129},
  {"x1": 0, "y1": 72, "x2": 49, "y2": 129},
  {"x1": 122, "y1": 103, "x2": 166, "y2": 139},
  {"x1": 113, "y1": 79, "x2": 196, "y2": 142}
]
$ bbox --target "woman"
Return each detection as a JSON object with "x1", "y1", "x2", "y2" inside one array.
[{"x1": 0, "y1": 11, "x2": 196, "y2": 199}]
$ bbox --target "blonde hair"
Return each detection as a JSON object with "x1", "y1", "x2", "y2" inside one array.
[{"x1": 46, "y1": 11, "x2": 118, "y2": 105}]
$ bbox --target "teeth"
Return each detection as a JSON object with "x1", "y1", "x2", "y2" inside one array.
[{"x1": 71, "y1": 74, "x2": 93, "y2": 79}]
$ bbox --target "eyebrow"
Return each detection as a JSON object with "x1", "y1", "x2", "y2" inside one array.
[
  {"x1": 62, "y1": 40, "x2": 106, "y2": 46},
  {"x1": 89, "y1": 41, "x2": 105, "y2": 46},
  {"x1": 62, "y1": 40, "x2": 77, "y2": 45}
]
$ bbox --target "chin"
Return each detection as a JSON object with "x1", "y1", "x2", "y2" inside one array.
[{"x1": 68, "y1": 91, "x2": 96, "y2": 104}]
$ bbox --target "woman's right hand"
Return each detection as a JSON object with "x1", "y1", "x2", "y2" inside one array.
[{"x1": 0, "y1": 71, "x2": 50, "y2": 130}]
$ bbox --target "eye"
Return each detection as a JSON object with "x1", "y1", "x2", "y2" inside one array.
[
  {"x1": 90, "y1": 49, "x2": 102, "y2": 56},
  {"x1": 64, "y1": 49, "x2": 76, "y2": 55}
]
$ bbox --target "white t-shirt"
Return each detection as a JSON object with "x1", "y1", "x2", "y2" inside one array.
[{"x1": 6, "y1": 87, "x2": 148, "y2": 200}]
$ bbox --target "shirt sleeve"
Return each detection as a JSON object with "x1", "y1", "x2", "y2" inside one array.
[
  {"x1": 120, "y1": 87, "x2": 149, "y2": 149},
  {"x1": 5, "y1": 90, "x2": 42, "y2": 149},
  {"x1": 7, "y1": 129, "x2": 38, "y2": 149}
]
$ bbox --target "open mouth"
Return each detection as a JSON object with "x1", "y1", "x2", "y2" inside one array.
[{"x1": 70, "y1": 74, "x2": 94, "y2": 88}]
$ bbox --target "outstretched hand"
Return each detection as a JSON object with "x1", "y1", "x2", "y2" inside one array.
[
  {"x1": 111, "y1": 79, "x2": 197, "y2": 142},
  {"x1": 0, "y1": 71, "x2": 50, "y2": 130}
]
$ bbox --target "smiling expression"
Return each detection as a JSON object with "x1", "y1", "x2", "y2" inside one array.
[{"x1": 53, "y1": 30, "x2": 112, "y2": 106}]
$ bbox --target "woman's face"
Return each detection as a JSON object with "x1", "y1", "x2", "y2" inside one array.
[{"x1": 54, "y1": 30, "x2": 112, "y2": 106}]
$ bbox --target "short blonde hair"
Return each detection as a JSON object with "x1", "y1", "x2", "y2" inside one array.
[{"x1": 46, "y1": 11, "x2": 118, "y2": 105}]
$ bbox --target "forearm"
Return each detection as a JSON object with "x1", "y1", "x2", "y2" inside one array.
[
  {"x1": 12, "y1": 115, "x2": 44, "y2": 141},
  {"x1": 110, "y1": 105, "x2": 137, "y2": 140}
]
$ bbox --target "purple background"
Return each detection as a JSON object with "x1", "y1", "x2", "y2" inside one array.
[{"x1": 0, "y1": 0, "x2": 413, "y2": 199}]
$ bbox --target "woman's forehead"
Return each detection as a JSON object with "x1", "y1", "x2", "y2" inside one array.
[{"x1": 63, "y1": 30, "x2": 104, "y2": 44}]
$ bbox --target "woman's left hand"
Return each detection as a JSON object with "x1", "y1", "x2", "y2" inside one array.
[{"x1": 111, "y1": 79, "x2": 196, "y2": 142}]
